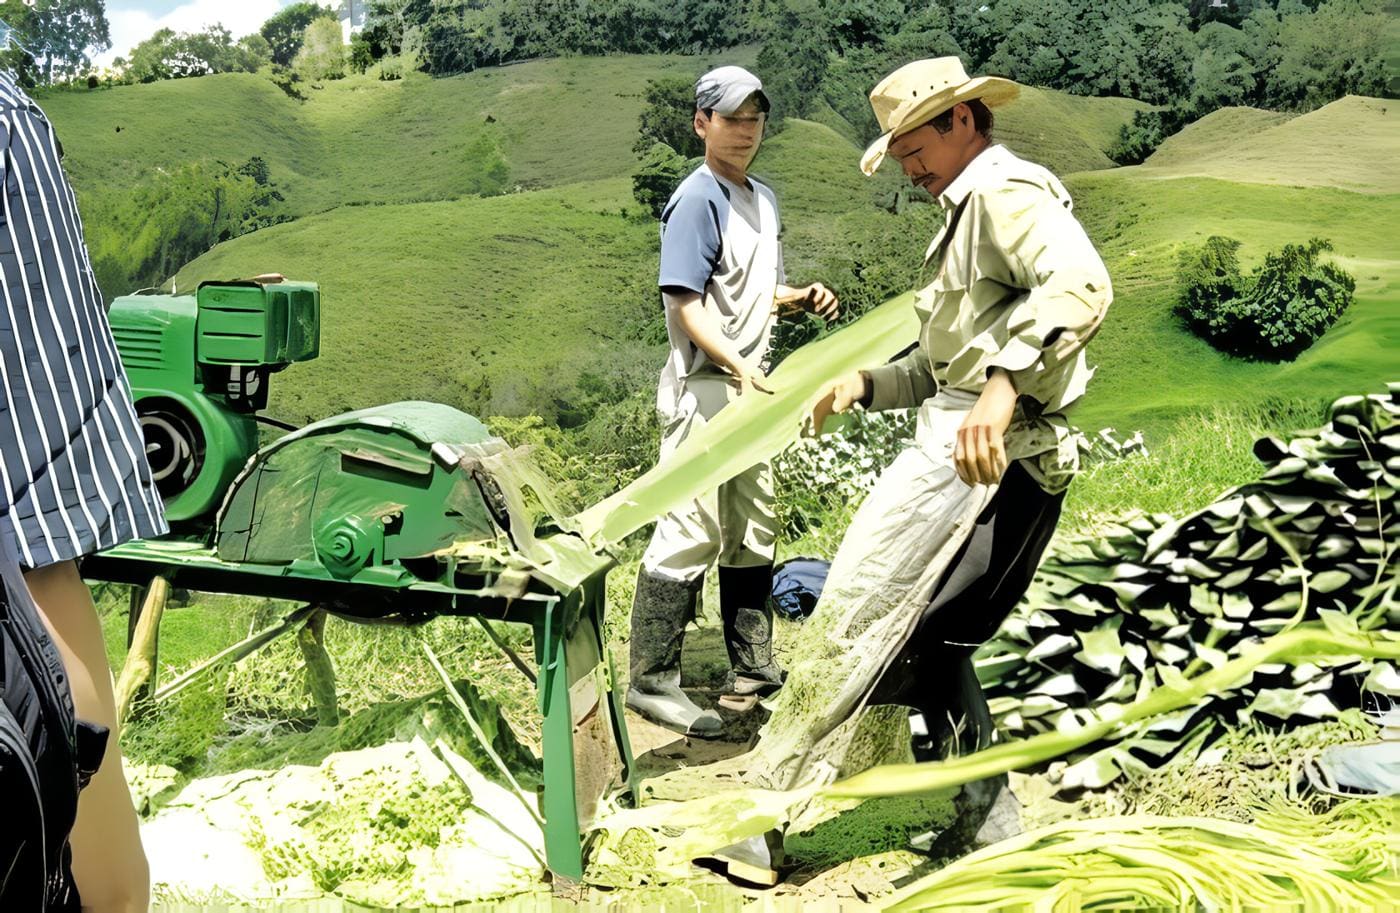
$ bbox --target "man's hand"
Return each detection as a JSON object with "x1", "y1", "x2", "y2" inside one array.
[
  {"x1": 728, "y1": 359, "x2": 775, "y2": 396},
  {"x1": 777, "y1": 283, "x2": 840, "y2": 320},
  {"x1": 809, "y1": 370, "x2": 868, "y2": 435},
  {"x1": 955, "y1": 369, "x2": 1018, "y2": 486},
  {"x1": 801, "y1": 282, "x2": 840, "y2": 320}
]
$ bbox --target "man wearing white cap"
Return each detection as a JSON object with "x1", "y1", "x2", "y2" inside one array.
[
  {"x1": 627, "y1": 65, "x2": 840, "y2": 738},
  {"x1": 808, "y1": 57, "x2": 1113, "y2": 758}
]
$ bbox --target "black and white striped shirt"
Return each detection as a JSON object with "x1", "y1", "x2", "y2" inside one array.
[{"x1": 0, "y1": 71, "x2": 167, "y2": 568}]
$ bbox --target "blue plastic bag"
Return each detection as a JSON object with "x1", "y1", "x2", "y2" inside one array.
[{"x1": 769, "y1": 557, "x2": 830, "y2": 621}]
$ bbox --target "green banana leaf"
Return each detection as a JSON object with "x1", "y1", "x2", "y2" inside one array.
[{"x1": 573, "y1": 292, "x2": 921, "y2": 545}]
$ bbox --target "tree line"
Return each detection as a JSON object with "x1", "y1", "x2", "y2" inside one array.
[
  {"x1": 359, "y1": 0, "x2": 1390, "y2": 126},
  {"x1": 8, "y1": 0, "x2": 1389, "y2": 130}
]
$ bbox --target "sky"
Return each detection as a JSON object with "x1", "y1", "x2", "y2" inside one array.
[{"x1": 96, "y1": 0, "x2": 298, "y2": 67}]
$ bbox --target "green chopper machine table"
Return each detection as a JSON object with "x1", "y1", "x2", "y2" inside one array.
[{"x1": 81, "y1": 279, "x2": 635, "y2": 881}]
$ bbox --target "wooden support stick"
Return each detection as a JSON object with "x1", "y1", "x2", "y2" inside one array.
[
  {"x1": 154, "y1": 604, "x2": 316, "y2": 704},
  {"x1": 297, "y1": 608, "x2": 339, "y2": 726},
  {"x1": 475, "y1": 616, "x2": 537, "y2": 684},
  {"x1": 419, "y1": 637, "x2": 544, "y2": 829},
  {"x1": 115, "y1": 576, "x2": 169, "y2": 724}
]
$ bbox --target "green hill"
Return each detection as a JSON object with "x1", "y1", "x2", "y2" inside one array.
[
  {"x1": 1068, "y1": 172, "x2": 1399, "y2": 435},
  {"x1": 1140, "y1": 96, "x2": 1399, "y2": 194},
  {"x1": 995, "y1": 86, "x2": 1151, "y2": 175},
  {"x1": 42, "y1": 55, "x2": 1143, "y2": 217},
  {"x1": 1144, "y1": 106, "x2": 1292, "y2": 170},
  {"x1": 41, "y1": 61, "x2": 1396, "y2": 447},
  {"x1": 40, "y1": 56, "x2": 730, "y2": 214},
  {"x1": 170, "y1": 178, "x2": 660, "y2": 424}
]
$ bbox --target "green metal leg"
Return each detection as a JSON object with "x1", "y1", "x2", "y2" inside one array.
[
  {"x1": 593, "y1": 581, "x2": 637, "y2": 798},
  {"x1": 535, "y1": 595, "x2": 584, "y2": 881}
]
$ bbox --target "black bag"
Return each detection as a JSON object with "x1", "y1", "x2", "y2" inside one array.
[{"x1": 0, "y1": 551, "x2": 108, "y2": 911}]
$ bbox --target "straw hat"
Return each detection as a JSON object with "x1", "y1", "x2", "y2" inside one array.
[{"x1": 860, "y1": 57, "x2": 1020, "y2": 175}]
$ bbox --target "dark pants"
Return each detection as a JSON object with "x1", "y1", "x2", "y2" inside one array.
[{"x1": 869, "y1": 460, "x2": 1065, "y2": 752}]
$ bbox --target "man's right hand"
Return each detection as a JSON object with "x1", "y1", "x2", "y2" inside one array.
[
  {"x1": 809, "y1": 370, "x2": 869, "y2": 435},
  {"x1": 729, "y1": 360, "x2": 775, "y2": 396}
]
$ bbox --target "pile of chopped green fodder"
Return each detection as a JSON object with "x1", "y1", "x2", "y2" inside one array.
[
  {"x1": 204, "y1": 674, "x2": 540, "y2": 783},
  {"x1": 783, "y1": 792, "x2": 959, "y2": 870},
  {"x1": 978, "y1": 387, "x2": 1397, "y2": 790},
  {"x1": 1116, "y1": 710, "x2": 1382, "y2": 822},
  {"x1": 141, "y1": 675, "x2": 547, "y2": 906}
]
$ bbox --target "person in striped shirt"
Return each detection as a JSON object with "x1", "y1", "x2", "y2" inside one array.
[{"x1": 0, "y1": 69, "x2": 168, "y2": 913}]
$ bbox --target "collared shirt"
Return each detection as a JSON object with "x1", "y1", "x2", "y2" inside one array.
[
  {"x1": 654, "y1": 164, "x2": 785, "y2": 421},
  {"x1": 0, "y1": 70, "x2": 169, "y2": 567},
  {"x1": 864, "y1": 144, "x2": 1112, "y2": 492}
]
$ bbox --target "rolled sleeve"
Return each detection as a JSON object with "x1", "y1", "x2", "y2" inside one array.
[
  {"x1": 978, "y1": 183, "x2": 1112, "y2": 408},
  {"x1": 659, "y1": 191, "x2": 721, "y2": 295},
  {"x1": 866, "y1": 346, "x2": 939, "y2": 412}
]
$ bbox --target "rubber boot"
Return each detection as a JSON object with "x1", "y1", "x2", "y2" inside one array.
[
  {"x1": 912, "y1": 653, "x2": 993, "y2": 761},
  {"x1": 625, "y1": 569, "x2": 722, "y2": 738},
  {"x1": 718, "y1": 564, "x2": 784, "y2": 698}
]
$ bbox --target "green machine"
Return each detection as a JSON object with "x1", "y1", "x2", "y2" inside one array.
[{"x1": 83, "y1": 280, "x2": 634, "y2": 881}]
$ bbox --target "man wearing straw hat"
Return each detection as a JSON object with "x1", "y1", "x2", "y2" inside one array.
[{"x1": 809, "y1": 57, "x2": 1112, "y2": 760}]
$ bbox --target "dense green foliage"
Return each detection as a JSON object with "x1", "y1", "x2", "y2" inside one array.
[
  {"x1": 115, "y1": 26, "x2": 270, "y2": 83},
  {"x1": 1109, "y1": 108, "x2": 1191, "y2": 165},
  {"x1": 260, "y1": 2, "x2": 338, "y2": 67},
  {"x1": 633, "y1": 77, "x2": 705, "y2": 158},
  {"x1": 295, "y1": 16, "x2": 349, "y2": 80},
  {"x1": 85, "y1": 156, "x2": 287, "y2": 294},
  {"x1": 0, "y1": 0, "x2": 109, "y2": 85},
  {"x1": 1175, "y1": 236, "x2": 1356, "y2": 361},
  {"x1": 1105, "y1": 0, "x2": 1394, "y2": 161},
  {"x1": 631, "y1": 142, "x2": 691, "y2": 217}
]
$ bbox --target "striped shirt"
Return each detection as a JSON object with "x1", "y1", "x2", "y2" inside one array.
[{"x1": 0, "y1": 71, "x2": 167, "y2": 568}]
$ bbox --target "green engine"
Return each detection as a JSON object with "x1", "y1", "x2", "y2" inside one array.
[{"x1": 109, "y1": 280, "x2": 320, "y2": 523}]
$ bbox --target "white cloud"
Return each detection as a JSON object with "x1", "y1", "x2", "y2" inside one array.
[{"x1": 96, "y1": 0, "x2": 287, "y2": 68}]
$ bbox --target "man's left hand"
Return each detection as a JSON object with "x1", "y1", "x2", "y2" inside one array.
[
  {"x1": 955, "y1": 369, "x2": 1018, "y2": 486},
  {"x1": 778, "y1": 283, "x2": 840, "y2": 320},
  {"x1": 801, "y1": 282, "x2": 840, "y2": 320}
]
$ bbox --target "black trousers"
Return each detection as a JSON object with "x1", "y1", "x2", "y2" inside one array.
[{"x1": 868, "y1": 459, "x2": 1065, "y2": 750}]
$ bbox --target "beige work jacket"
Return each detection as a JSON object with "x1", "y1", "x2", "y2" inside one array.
[{"x1": 865, "y1": 144, "x2": 1113, "y2": 492}]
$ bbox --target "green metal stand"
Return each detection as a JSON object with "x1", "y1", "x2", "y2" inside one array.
[
  {"x1": 83, "y1": 546, "x2": 635, "y2": 883},
  {"x1": 533, "y1": 578, "x2": 636, "y2": 881}
]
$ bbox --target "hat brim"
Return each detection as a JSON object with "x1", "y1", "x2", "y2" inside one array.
[
  {"x1": 860, "y1": 77, "x2": 1020, "y2": 176},
  {"x1": 711, "y1": 86, "x2": 771, "y2": 116}
]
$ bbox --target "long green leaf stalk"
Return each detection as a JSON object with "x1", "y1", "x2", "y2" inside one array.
[
  {"x1": 881, "y1": 801, "x2": 1398, "y2": 911},
  {"x1": 826, "y1": 626, "x2": 1398, "y2": 799},
  {"x1": 589, "y1": 625, "x2": 1396, "y2": 883},
  {"x1": 573, "y1": 291, "x2": 920, "y2": 545}
]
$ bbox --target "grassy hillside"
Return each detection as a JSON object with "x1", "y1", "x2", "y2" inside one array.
[
  {"x1": 170, "y1": 178, "x2": 660, "y2": 424},
  {"x1": 1145, "y1": 106, "x2": 1292, "y2": 169},
  {"x1": 43, "y1": 55, "x2": 1145, "y2": 227},
  {"x1": 44, "y1": 62, "x2": 1396, "y2": 449},
  {"x1": 995, "y1": 86, "x2": 1150, "y2": 174},
  {"x1": 155, "y1": 79, "x2": 1148, "y2": 427},
  {"x1": 41, "y1": 55, "x2": 737, "y2": 214},
  {"x1": 1140, "y1": 96, "x2": 1399, "y2": 194},
  {"x1": 1069, "y1": 172, "x2": 1399, "y2": 435}
]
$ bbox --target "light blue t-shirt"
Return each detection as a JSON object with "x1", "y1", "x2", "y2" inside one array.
[{"x1": 655, "y1": 164, "x2": 785, "y2": 418}]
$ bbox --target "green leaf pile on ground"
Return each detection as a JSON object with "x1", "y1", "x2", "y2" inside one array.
[{"x1": 980, "y1": 388, "x2": 1397, "y2": 790}]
